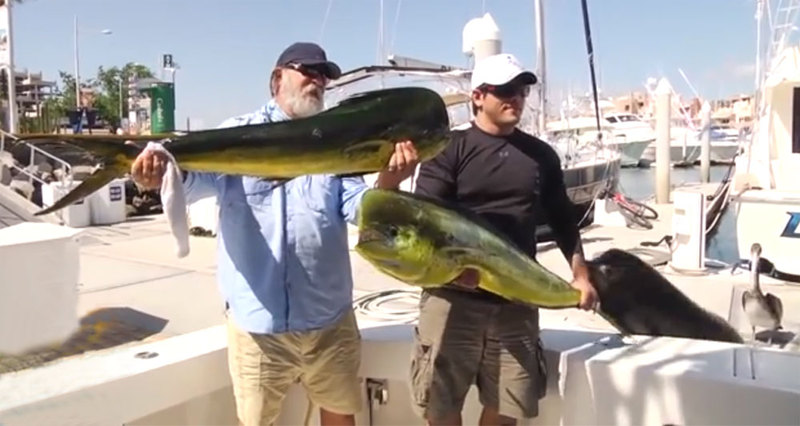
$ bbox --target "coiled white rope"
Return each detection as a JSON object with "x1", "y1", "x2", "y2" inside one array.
[{"x1": 352, "y1": 289, "x2": 421, "y2": 323}]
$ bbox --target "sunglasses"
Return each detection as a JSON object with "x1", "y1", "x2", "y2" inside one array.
[
  {"x1": 479, "y1": 83, "x2": 530, "y2": 99},
  {"x1": 285, "y1": 63, "x2": 330, "y2": 80}
]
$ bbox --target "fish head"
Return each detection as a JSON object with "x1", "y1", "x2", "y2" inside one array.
[
  {"x1": 355, "y1": 224, "x2": 435, "y2": 281},
  {"x1": 381, "y1": 87, "x2": 453, "y2": 162},
  {"x1": 355, "y1": 189, "x2": 438, "y2": 283}
]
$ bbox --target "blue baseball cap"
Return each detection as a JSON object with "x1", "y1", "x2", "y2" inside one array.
[{"x1": 276, "y1": 42, "x2": 342, "y2": 79}]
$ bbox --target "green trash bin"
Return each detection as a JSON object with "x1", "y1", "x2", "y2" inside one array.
[{"x1": 148, "y1": 83, "x2": 175, "y2": 134}]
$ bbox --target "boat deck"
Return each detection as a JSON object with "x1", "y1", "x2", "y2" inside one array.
[{"x1": 1, "y1": 183, "x2": 798, "y2": 374}]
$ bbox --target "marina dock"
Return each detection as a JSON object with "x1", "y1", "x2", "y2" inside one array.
[
  {"x1": 1, "y1": 175, "x2": 797, "y2": 377},
  {"x1": 2, "y1": 0, "x2": 800, "y2": 423}
]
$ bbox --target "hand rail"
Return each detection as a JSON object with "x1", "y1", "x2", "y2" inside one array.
[{"x1": 0, "y1": 130, "x2": 75, "y2": 195}]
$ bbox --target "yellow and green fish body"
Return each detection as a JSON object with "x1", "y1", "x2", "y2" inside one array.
[
  {"x1": 16, "y1": 87, "x2": 451, "y2": 216},
  {"x1": 355, "y1": 188, "x2": 581, "y2": 308}
]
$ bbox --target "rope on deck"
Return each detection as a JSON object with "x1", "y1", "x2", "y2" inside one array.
[{"x1": 353, "y1": 289, "x2": 420, "y2": 324}]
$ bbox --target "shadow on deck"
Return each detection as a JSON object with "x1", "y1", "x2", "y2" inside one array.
[{"x1": 0, "y1": 307, "x2": 168, "y2": 374}]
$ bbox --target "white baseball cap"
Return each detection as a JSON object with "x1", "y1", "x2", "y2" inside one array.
[{"x1": 470, "y1": 53, "x2": 538, "y2": 91}]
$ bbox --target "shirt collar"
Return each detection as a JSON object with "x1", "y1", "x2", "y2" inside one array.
[{"x1": 262, "y1": 99, "x2": 290, "y2": 123}]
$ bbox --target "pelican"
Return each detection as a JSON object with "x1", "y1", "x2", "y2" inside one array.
[{"x1": 741, "y1": 243, "x2": 783, "y2": 343}]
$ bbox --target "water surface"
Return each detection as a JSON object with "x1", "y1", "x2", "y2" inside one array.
[{"x1": 617, "y1": 164, "x2": 739, "y2": 264}]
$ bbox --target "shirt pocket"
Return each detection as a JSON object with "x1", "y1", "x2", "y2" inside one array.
[{"x1": 240, "y1": 177, "x2": 278, "y2": 208}]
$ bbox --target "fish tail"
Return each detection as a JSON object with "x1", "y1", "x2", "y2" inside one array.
[
  {"x1": 13, "y1": 134, "x2": 145, "y2": 216},
  {"x1": 35, "y1": 163, "x2": 129, "y2": 216}
]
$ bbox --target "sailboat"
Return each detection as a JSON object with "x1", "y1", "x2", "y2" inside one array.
[{"x1": 325, "y1": 8, "x2": 621, "y2": 238}]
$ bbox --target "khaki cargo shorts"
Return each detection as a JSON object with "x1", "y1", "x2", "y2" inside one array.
[
  {"x1": 409, "y1": 289, "x2": 547, "y2": 421},
  {"x1": 226, "y1": 309, "x2": 362, "y2": 426}
]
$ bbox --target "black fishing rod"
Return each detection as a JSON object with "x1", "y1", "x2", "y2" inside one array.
[{"x1": 579, "y1": 0, "x2": 602, "y2": 142}]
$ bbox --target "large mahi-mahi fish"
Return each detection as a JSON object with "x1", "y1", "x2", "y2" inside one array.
[
  {"x1": 17, "y1": 87, "x2": 451, "y2": 216},
  {"x1": 355, "y1": 188, "x2": 743, "y2": 343}
]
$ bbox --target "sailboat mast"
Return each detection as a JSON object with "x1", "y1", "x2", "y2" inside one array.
[
  {"x1": 579, "y1": 0, "x2": 602, "y2": 138},
  {"x1": 754, "y1": 0, "x2": 763, "y2": 92},
  {"x1": 535, "y1": 0, "x2": 546, "y2": 136}
]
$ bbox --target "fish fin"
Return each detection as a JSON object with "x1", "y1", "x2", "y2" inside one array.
[
  {"x1": 17, "y1": 132, "x2": 173, "y2": 143},
  {"x1": 18, "y1": 134, "x2": 144, "y2": 160},
  {"x1": 332, "y1": 89, "x2": 394, "y2": 109},
  {"x1": 332, "y1": 87, "x2": 436, "y2": 110},
  {"x1": 439, "y1": 246, "x2": 487, "y2": 264},
  {"x1": 35, "y1": 164, "x2": 127, "y2": 216}
]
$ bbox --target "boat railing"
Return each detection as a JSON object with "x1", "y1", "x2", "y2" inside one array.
[{"x1": 0, "y1": 130, "x2": 74, "y2": 197}]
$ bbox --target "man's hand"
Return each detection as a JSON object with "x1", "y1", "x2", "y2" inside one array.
[
  {"x1": 374, "y1": 140, "x2": 419, "y2": 189},
  {"x1": 570, "y1": 264, "x2": 599, "y2": 311},
  {"x1": 452, "y1": 267, "x2": 480, "y2": 290},
  {"x1": 127, "y1": 141, "x2": 169, "y2": 190}
]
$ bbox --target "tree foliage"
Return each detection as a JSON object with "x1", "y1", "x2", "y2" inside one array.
[{"x1": 50, "y1": 63, "x2": 156, "y2": 128}]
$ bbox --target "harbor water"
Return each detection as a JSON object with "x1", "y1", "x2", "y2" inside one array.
[{"x1": 616, "y1": 164, "x2": 739, "y2": 265}]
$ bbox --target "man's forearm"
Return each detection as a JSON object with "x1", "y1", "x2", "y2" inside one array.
[
  {"x1": 549, "y1": 217, "x2": 581, "y2": 262},
  {"x1": 553, "y1": 229, "x2": 586, "y2": 270},
  {"x1": 569, "y1": 238, "x2": 589, "y2": 279},
  {"x1": 544, "y1": 180, "x2": 586, "y2": 272}
]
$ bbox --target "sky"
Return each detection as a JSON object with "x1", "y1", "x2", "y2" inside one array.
[{"x1": 9, "y1": 0, "x2": 767, "y2": 130}]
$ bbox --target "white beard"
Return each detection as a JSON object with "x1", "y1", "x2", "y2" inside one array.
[{"x1": 281, "y1": 80, "x2": 324, "y2": 118}]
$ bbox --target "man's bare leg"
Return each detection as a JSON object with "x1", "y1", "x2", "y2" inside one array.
[
  {"x1": 320, "y1": 408, "x2": 355, "y2": 426},
  {"x1": 479, "y1": 406, "x2": 516, "y2": 426}
]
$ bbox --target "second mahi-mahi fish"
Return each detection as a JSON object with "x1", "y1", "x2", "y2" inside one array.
[{"x1": 355, "y1": 188, "x2": 584, "y2": 308}]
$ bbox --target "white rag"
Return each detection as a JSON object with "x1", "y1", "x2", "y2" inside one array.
[{"x1": 143, "y1": 141, "x2": 190, "y2": 258}]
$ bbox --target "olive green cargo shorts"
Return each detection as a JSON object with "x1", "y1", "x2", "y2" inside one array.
[
  {"x1": 409, "y1": 289, "x2": 547, "y2": 421},
  {"x1": 226, "y1": 309, "x2": 362, "y2": 426}
]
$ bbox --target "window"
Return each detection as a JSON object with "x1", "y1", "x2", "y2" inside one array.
[{"x1": 793, "y1": 87, "x2": 800, "y2": 153}]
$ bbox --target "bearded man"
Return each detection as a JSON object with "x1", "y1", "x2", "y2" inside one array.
[{"x1": 129, "y1": 42, "x2": 420, "y2": 426}]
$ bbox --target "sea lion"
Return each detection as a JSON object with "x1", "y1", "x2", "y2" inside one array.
[{"x1": 587, "y1": 248, "x2": 744, "y2": 344}]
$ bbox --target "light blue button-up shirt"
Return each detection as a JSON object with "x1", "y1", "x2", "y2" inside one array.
[{"x1": 182, "y1": 99, "x2": 369, "y2": 334}]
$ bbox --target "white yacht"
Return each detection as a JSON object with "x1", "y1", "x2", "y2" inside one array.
[
  {"x1": 638, "y1": 117, "x2": 703, "y2": 167},
  {"x1": 708, "y1": 123, "x2": 745, "y2": 164},
  {"x1": 545, "y1": 116, "x2": 615, "y2": 156},
  {"x1": 731, "y1": 35, "x2": 800, "y2": 277},
  {"x1": 602, "y1": 112, "x2": 657, "y2": 166}
]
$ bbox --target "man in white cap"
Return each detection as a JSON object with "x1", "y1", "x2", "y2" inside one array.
[{"x1": 409, "y1": 53, "x2": 598, "y2": 425}]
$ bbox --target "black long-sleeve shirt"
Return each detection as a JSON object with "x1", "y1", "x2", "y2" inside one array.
[{"x1": 414, "y1": 124, "x2": 582, "y2": 299}]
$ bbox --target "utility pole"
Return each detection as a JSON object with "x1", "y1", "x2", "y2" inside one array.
[
  {"x1": 118, "y1": 77, "x2": 122, "y2": 127},
  {"x1": 74, "y1": 15, "x2": 80, "y2": 109},
  {"x1": 4, "y1": 0, "x2": 18, "y2": 133}
]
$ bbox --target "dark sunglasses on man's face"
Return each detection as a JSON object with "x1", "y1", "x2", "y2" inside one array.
[
  {"x1": 480, "y1": 83, "x2": 530, "y2": 99},
  {"x1": 286, "y1": 63, "x2": 330, "y2": 80}
]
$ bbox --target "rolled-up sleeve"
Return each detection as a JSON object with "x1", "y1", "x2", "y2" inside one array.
[
  {"x1": 340, "y1": 176, "x2": 369, "y2": 225},
  {"x1": 183, "y1": 171, "x2": 219, "y2": 204}
]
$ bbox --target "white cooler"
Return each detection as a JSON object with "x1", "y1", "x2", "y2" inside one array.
[
  {"x1": 40, "y1": 180, "x2": 91, "y2": 228},
  {"x1": 89, "y1": 178, "x2": 128, "y2": 225}
]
